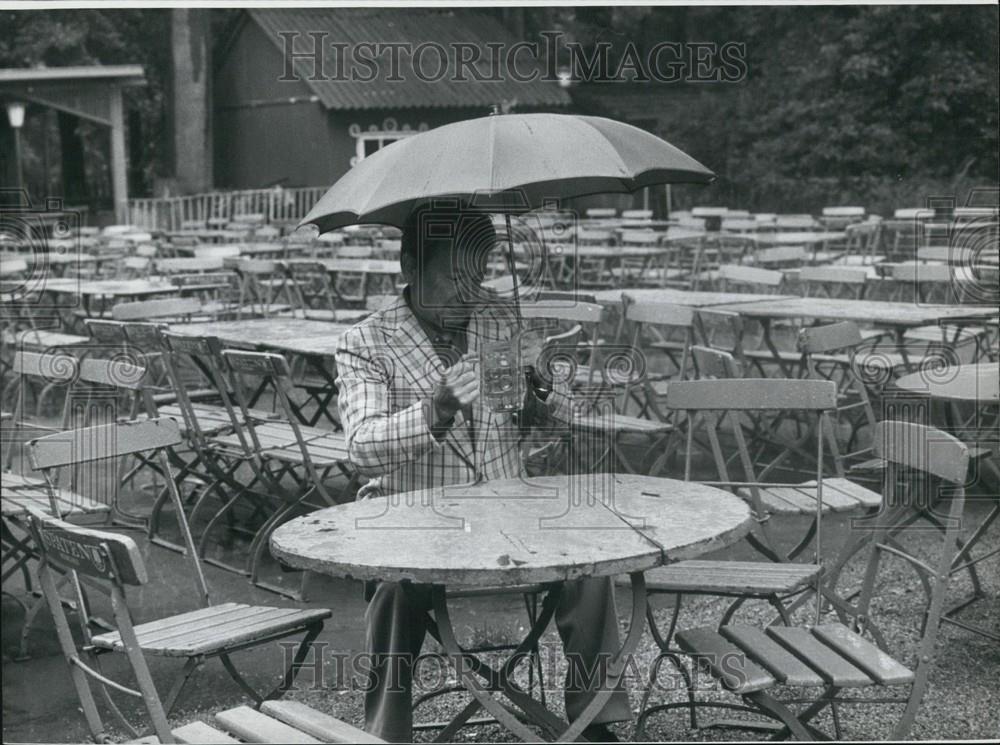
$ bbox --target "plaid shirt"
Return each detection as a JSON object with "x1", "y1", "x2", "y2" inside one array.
[{"x1": 336, "y1": 294, "x2": 575, "y2": 499}]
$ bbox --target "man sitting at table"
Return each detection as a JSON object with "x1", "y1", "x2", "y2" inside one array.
[{"x1": 335, "y1": 205, "x2": 630, "y2": 742}]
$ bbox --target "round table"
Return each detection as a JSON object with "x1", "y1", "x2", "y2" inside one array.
[
  {"x1": 894, "y1": 362, "x2": 999, "y2": 403},
  {"x1": 271, "y1": 474, "x2": 750, "y2": 741}
]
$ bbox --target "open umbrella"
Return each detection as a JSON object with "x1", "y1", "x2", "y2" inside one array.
[
  {"x1": 300, "y1": 113, "x2": 714, "y2": 234},
  {"x1": 300, "y1": 112, "x2": 714, "y2": 327}
]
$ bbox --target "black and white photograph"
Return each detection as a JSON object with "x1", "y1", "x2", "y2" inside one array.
[{"x1": 1, "y1": 2, "x2": 997, "y2": 743}]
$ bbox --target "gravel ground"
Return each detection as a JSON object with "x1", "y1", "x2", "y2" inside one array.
[{"x1": 140, "y1": 502, "x2": 999, "y2": 743}]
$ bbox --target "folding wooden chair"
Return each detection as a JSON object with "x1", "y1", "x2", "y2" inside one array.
[
  {"x1": 635, "y1": 380, "x2": 892, "y2": 737},
  {"x1": 205, "y1": 348, "x2": 357, "y2": 596},
  {"x1": 1, "y1": 350, "x2": 113, "y2": 658},
  {"x1": 617, "y1": 295, "x2": 697, "y2": 422},
  {"x1": 33, "y1": 508, "x2": 377, "y2": 744},
  {"x1": 26, "y1": 417, "x2": 332, "y2": 730},
  {"x1": 648, "y1": 421, "x2": 972, "y2": 740},
  {"x1": 228, "y1": 258, "x2": 295, "y2": 319},
  {"x1": 283, "y1": 260, "x2": 369, "y2": 324}
]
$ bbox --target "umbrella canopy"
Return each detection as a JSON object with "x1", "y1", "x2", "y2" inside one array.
[{"x1": 300, "y1": 113, "x2": 715, "y2": 233}]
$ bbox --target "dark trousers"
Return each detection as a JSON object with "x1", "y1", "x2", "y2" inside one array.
[{"x1": 363, "y1": 576, "x2": 632, "y2": 742}]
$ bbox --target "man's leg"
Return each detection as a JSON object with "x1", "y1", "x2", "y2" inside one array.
[
  {"x1": 556, "y1": 576, "x2": 633, "y2": 725},
  {"x1": 364, "y1": 581, "x2": 431, "y2": 742}
]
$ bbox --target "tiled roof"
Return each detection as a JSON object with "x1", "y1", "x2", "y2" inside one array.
[{"x1": 248, "y1": 8, "x2": 571, "y2": 110}]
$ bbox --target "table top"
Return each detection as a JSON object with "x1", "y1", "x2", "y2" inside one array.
[
  {"x1": 40, "y1": 278, "x2": 180, "y2": 297},
  {"x1": 592, "y1": 288, "x2": 796, "y2": 307},
  {"x1": 744, "y1": 231, "x2": 846, "y2": 245},
  {"x1": 287, "y1": 258, "x2": 401, "y2": 274},
  {"x1": 712, "y1": 296, "x2": 999, "y2": 327},
  {"x1": 270, "y1": 474, "x2": 752, "y2": 587},
  {"x1": 894, "y1": 362, "x2": 999, "y2": 403},
  {"x1": 169, "y1": 317, "x2": 352, "y2": 355}
]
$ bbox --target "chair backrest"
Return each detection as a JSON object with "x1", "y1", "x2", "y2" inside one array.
[
  {"x1": 753, "y1": 245, "x2": 809, "y2": 267},
  {"x1": 622, "y1": 209, "x2": 653, "y2": 220},
  {"x1": 619, "y1": 230, "x2": 661, "y2": 246},
  {"x1": 1, "y1": 257, "x2": 28, "y2": 276},
  {"x1": 4, "y1": 351, "x2": 79, "y2": 466},
  {"x1": 576, "y1": 228, "x2": 615, "y2": 245},
  {"x1": 691, "y1": 344, "x2": 743, "y2": 379},
  {"x1": 799, "y1": 266, "x2": 869, "y2": 299},
  {"x1": 823, "y1": 206, "x2": 865, "y2": 217},
  {"x1": 155, "y1": 257, "x2": 225, "y2": 274},
  {"x1": 717, "y1": 263, "x2": 785, "y2": 291},
  {"x1": 774, "y1": 214, "x2": 817, "y2": 229},
  {"x1": 586, "y1": 207, "x2": 617, "y2": 219},
  {"x1": 26, "y1": 509, "x2": 174, "y2": 743},
  {"x1": 520, "y1": 299, "x2": 605, "y2": 384},
  {"x1": 338, "y1": 245, "x2": 374, "y2": 259},
  {"x1": 665, "y1": 378, "x2": 840, "y2": 572},
  {"x1": 111, "y1": 296, "x2": 203, "y2": 321},
  {"x1": 28, "y1": 417, "x2": 210, "y2": 606},
  {"x1": 875, "y1": 419, "x2": 969, "y2": 485},
  {"x1": 193, "y1": 244, "x2": 241, "y2": 260}
]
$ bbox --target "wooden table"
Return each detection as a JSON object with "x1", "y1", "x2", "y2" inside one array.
[
  {"x1": 40, "y1": 277, "x2": 181, "y2": 318},
  {"x1": 743, "y1": 231, "x2": 846, "y2": 246},
  {"x1": 271, "y1": 473, "x2": 750, "y2": 741},
  {"x1": 712, "y1": 296, "x2": 999, "y2": 329},
  {"x1": 169, "y1": 318, "x2": 351, "y2": 356},
  {"x1": 592, "y1": 288, "x2": 795, "y2": 307},
  {"x1": 894, "y1": 362, "x2": 999, "y2": 403},
  {"x1": 712, "y1": 297, "x2": 999, "y2": 375}
]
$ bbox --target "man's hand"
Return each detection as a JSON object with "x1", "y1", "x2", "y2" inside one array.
[
  {"x1": 432, "y1": 354, "x2": 480, "y2": 423},
  {"x1": 518, "y1": 328, "x2": 547, "y2": 368}
]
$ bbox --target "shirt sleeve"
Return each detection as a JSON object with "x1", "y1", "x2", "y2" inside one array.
[{"x1": 335, "y1": 329, "x2": 442, "y2": 478}]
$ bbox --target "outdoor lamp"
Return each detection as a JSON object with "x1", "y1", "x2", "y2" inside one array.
[
  {"x1": 6, "y1": 101, "x2": 26, "y2": 129},
  {"x1": 7, "y1": 101, "x2": 26, "y2": 194}
]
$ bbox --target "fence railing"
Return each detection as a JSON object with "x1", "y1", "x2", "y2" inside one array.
[{"x1": 126, "y1": 186, "x2": 328, "y2": 232}]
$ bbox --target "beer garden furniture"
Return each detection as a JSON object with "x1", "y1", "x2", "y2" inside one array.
[{"x1": 271, "y1": 473, "x2": 752, "y2": 742}]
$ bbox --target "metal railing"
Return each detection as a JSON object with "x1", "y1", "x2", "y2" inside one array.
[{"x1": 126, "y1": 186, "x2": 327, "y2": 231}]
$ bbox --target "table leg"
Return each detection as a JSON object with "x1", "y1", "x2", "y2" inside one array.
[{"x1": 429, "y1": 584, "x2": 554, "y2": 742}]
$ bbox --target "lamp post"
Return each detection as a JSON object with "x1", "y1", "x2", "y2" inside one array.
[{"x1": 6, "y1": 101, "x2": 26, "y2": 194}]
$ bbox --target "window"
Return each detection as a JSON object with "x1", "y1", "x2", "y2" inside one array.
[{"x1": 349, "y1": 119, "x2": 427, "y2": 166}]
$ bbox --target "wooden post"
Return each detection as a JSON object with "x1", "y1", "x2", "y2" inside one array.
[{"x1": 109, "y1": 86, "x2": 129, "y2": 223}]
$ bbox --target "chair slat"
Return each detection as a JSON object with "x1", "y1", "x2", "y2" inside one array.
[
  {"x1": 261, "y1": 701, "x2": 384, "y2": 744},
  {"x1": 215, "y1": 705, "x2": 321, "y2": 744},
  {"x1": 29, "y1": 417, "x2": 182, "y2": 470},
  {"x1": 721, "y1": 625, "x2": 826, "y2": 687},
  {"x1": 171, "y1": 722, "x2": 241, "y2": 744},
  {"x1": 666, "y1": 379, "x2": 837, "y2": 411},
  {"x1": 766, "y1": 626, "x2": 873, "y2": 687},
  {"x1": 646, "y1": 560, "x2": 820, "y2": 595},
  {"x1": 811, "y1": 624, "x2": 914, "y2": 686},
  {"x1": 675, "y1": 627, "x2": 776, "y2": 694}
]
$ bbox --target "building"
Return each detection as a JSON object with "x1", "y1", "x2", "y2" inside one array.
[{"x1": 213, "y1": 8, "x2": 571, "y2": 190}]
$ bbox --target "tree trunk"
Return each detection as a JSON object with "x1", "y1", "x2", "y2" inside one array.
[{"x1": 58, "y1": 112, "x2": 88, "y2": 206}]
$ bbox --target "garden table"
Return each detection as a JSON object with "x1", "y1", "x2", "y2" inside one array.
[
  {"x1": 894, "y1": 361, "x2": 999, "y2": 403},
  {"x1": 592, "y1": 288, "x2": 794, "y2": 307},
  {"x1": 168, "y1": 317, "x2": 349, "y2": 352},
  {"x1": 39, "y1": 277, "x2": 180, "y2": 319},
  {"x1": 744, "y1": 231, "x2": 846, "y2": 246},
  {"x1": 169, "y1": 318, "x2": 352, "y2": 425},
  {"x1": 712, "y1": 296, "x2": 999, "y2": 375},
  {"x1": 271, "y1": 473, "x2": 751, "y2": 743}
]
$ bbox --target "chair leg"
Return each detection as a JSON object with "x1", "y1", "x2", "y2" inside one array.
[
  {"x1": 263, "y1": 623, "x2": 324, "y2": 700},
  {"x1": 162, "y1": 656, "x2": 205, "y2": 715}
]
